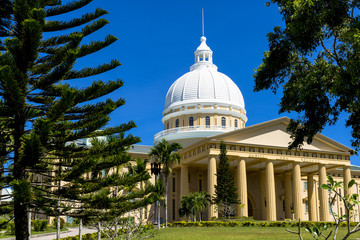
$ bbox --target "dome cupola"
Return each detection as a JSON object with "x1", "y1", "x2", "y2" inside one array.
[
  {"x1": 190, "y1": 36, "x2": 217, "y2": 71},
  {"x1": 154, "y1": 35, "x2": 247, "y2": 147}
]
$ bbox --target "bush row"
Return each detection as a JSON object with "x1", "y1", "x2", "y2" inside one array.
[
  {"x1": 33, "y1": 220, "x2": 48, "y2": 232},
  {"x1": 167, "y1": 220, "x2": 360, "y2": 228},
  {"x1": 56, "y1": 225, "x2": 155, "y2": 240}
]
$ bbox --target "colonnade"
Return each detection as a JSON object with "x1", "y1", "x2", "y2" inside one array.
[{"x1": 179, "y1": 156, "x2": 353, "y2": 221}]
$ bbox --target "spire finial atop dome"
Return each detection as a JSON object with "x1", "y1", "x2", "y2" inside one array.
[
  {"x1": 202, "y1": 8, "x2": 205, "y2": 36},
  {"x1": 190, "y1": 35, "x2": 217, "y2": 71}
]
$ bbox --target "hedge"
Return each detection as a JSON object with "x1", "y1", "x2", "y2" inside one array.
[{"x1": 167, "y1": 220, "x2": 360, "y2": 228}]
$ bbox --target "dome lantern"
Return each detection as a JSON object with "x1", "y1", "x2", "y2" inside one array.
[
  {"x1": 190, "y1": 36, "x2": 217, "y2": 71},
  {"x1": 154, "y1": 34, "x2": 247, "y2": 148}
]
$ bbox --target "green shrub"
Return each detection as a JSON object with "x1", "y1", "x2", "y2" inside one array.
[
  {"x1": 0, "y1": 219, "x2": 8, "y2": 230},
  {"x1": 6, "y1": 222, "x2": 15, "y2": 235},
  {"x1": 53, "y1": 218, "x2": 65, "y2": 229},
  {"x1": 34, "y1": 219, "x2": 48, "y2": 231}
]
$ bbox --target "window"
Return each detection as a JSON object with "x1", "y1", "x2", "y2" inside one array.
[
  {"x1": 283, "y1": 200, "x2": 285, "y2": 212},
  {"x1": 205, "y1": 116, "x2": 210, "y2": 128},
  {"x1": 235, "y1": 119, "x2": 238, "y2": 128},
  {"x1": 172, "y1": 177, "x2": 176, "y2": 193},
  {"x1": 189, "y1": 117, "x2": 194, "y2": 126},
  {"x1": 199, "y1": 179, "x2": 202, "y2": 191},
  {"x1": 166, "y1": 122, "x2": 169, "y2": 129},
  {"x1": 175, "y1": 119, "x2": 179, "y2": 128},
  {"x1": 221, "y1": 117, "x2": 226, "y2": 127},
  {"x1": 172, "y1": 199, "x2": 176, "y2": 220},
  {"x1": 304, "y1": 182, "x2": 308, "y2": 191},
  {"x1": 305, "y1": 201, "x2": 309, "y2": 213}
]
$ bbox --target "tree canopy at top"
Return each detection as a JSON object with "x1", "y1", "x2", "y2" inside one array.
[
  {"x1": 0, "y1": 0, "x2": 159, "y2": 239},
  {"x1": 254, "y1": 0, "x2": 360, "y2": 151}
]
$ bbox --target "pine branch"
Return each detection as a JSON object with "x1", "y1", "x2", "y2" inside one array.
[
  {"x1": 64, "y1": 59, "x2": 121, "y2": 80},
  {"x1": 45, "y1": 0, "x2": 92, "y2": 17},
  {"x1": 43, "y1": 8, "x2": 108, "y2": 32}
]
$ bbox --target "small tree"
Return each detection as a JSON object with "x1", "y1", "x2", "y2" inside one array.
[
  {"x1": 287, "y1": 175, "x2": 360, "y2": 240},
  {"x1": 150, "y1": 139, "x2": 182, "y2": 227},
  {"x1": 213, "y1": 142, "x2": 238, "y2": 219},
  {"x1": 178, "y1": 194, "x2": 193, "y2": 222},
  {"x1": 179, "y1": 192, "x2": 211, "y2": 222}
]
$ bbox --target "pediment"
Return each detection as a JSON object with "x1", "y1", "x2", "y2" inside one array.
[{"x1": 211, "y1": 117, "x2": 352, "y2": 153}]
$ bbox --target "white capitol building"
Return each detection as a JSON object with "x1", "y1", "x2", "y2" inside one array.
[{"x1": 129, "y1": 34, "x2": 360, "y2": 222}]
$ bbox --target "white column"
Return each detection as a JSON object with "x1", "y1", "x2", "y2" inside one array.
[
  {"x1": 266, "y1": 161, "x2": 276, "y2": 221},
  {"x1": 236, "y1": 159, "x2": 248, "y2": 217},
  {"x1": 319, "y1": 164, "x2": 330, "y2": 221},
  {"x1": 307, "y1": 174, "x2": 317, "y2": 221},
  {"x1": 208, "y1": 157, "x2": 218, "y2": 219},
  {"x1": 180, "y1": 165, "x2": 188, "y2": 197},
  {"x1": 284, "y1": 172, "x2": 292, "y2": 219},
  {"x1": 343, "y1": 166, "x2": 353, "y2": 221},
  {"x1": 292, "y1": 163, "x2": 303, "y2": 220}
]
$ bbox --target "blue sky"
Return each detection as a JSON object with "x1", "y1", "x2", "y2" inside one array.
[{"x1": 59, "y1": 0, "x2": 360, "y2": 166}]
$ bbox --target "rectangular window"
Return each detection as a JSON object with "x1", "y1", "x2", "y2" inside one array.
[
  {"x1": 304, "y1": 182, "x2": 308, "y2": 191},
  {"x1": 172, "y1": 199, "x2": 176, "y2": 220},
  {"x1": 283, "y1": 200, "x2": 285, "y2": 212},
  {"x1": 172, "y1": 177, "x2": 176, "y2": 193},
  {"x1": 199, "y1": 179, "x2": 202, "y2": 191},
  {"x1": 305, "y1": 201, "x2": 309, "y2": 213}
]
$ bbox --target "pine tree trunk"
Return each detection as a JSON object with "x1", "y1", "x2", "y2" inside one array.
[
  {"x1": 79, "y1": 219, "x2": 82, "y2": 240},
  {"x1": 14, "y1": 118, "x2": 29, "y2": 239},
  {"x1": 158, "y1": 202, "x2": 161, "y2": 228},
  {"x1": 97, "y1": 221, "x2": 101, "y2": 240},
  {"x1": 28, "y1": 211, "x2": 31, "y2": 237},
  {"x1": 165, "y1": 176, "x2": 168, "y2": 227},
  {"x1": 57, "y1": 215, "x2": 60, "y2": 240},
  {"x1": 14, "y1": 201, "x2": 29, "y2": 239},
  {"x1": 114, "y1": 187, "x2": 118, "y2": 237}
]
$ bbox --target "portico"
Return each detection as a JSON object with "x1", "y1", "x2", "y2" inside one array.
[{"x1": 172, "y1": 117, "x2": 357, "y2": 221}]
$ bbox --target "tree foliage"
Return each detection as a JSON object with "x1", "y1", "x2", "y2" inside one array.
[
  {"x1": 254, "y1": 0, "x2": 360, "y2": 151},
  {"x1": 179, "y1": 191, "x2": 211, "y2": 222},
  {"x1": 0, "y1": 0, "x2": 157, "y2": 238},
  {"x1": 150, "y1": 139, "x2": 182, "y2": 227},
  {"x1": 214, "y1": 142, "x2": 238, "y2": 218}
]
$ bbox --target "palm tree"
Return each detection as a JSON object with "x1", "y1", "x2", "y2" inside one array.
[
  {"x1": 193, "y1": 192, "x2": 211, "y2": 222},
  {"x1": 179, "y1": 194, "x2": 193, "y2": 222},
  {"x1": 150, "y1": 139, "x2": 182, "y2": 227}
]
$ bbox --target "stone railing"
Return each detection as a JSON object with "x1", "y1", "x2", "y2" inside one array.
[{"x1": 154, "y1": 125, "x2": 238, "y2": 140}]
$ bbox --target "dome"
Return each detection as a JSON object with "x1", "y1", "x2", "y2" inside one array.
[
  {"x1": 164, "y1": 36, "x2": 245, "y2": 112},
  {"x1": 164, "y1": 69, "x2": 245, "y2": 110},
  {"x1": 154, "y1": 35, "x2": 247, "y2": 148}
]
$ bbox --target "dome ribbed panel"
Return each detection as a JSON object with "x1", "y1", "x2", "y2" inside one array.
[
  {"x1": 183, "y1": 71, "x2": 199, "y2": 101},
  {"x1": 171, "y1": 73, "x2": 188, "y2": 103},
  {"x1": 210, "y1": 70, "x2": 229, "y2": 101},
  {"x1": 164, "y1": 69, "x2": 245, "y2": 110},
  {"x1": 198, "y1": 70, "x2": 215, "y2": 99},
  {"x1": 219, "y1": 72, "x2": 245, "y2": 108},
  {"x1": 164, "y1": 81, "x2": 177, "y2": 109}
]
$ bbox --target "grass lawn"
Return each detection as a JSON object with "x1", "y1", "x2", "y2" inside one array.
[
  {"x1": 152, "y1": 226, "x2": 360, "y2": 240},
  {"x1": 0, "y1": 227, "x2": 68, "y2": 239}
]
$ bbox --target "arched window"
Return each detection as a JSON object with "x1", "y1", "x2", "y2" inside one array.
[
  {"x1": 234, "y1": 119, "x2": 238, "y2": 128},
  {"x1": 205, "y1": 116, "x2": 210, "y2": 128},
  {"x1": 189, "y1": 117, "x2": 194, "y2": 127},
  {"x1": 221, "y1": 117, "x2": 226, "y2": 128},
  {"x1": 167, "y1": 122, "x2": 169, "y2": 130},
  {"x1": 175, "y1": 119, "x2": 179, "y2": 128}
]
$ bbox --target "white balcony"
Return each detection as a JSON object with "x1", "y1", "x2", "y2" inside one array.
[{"x1": 154, "y1": 125, "x2": 238, "y2": 142}]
